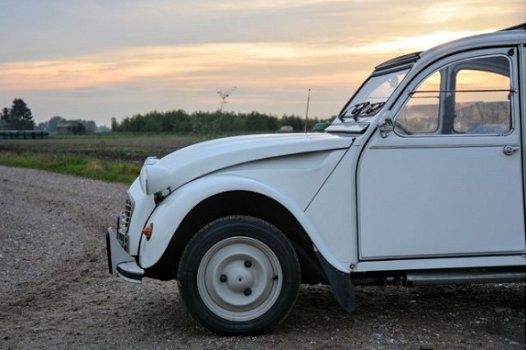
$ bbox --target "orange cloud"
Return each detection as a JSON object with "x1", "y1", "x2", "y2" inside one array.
[
  {"x1": 0, "y1": 42, "x2": 373, "y2": 91},
  {"x1": 0, "y1": 31, "x2": 480, "y2": 94}
]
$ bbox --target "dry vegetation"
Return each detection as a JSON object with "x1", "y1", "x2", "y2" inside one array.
[{"x1": 0, "y1": 133, "x2": 205, "y2": 183}]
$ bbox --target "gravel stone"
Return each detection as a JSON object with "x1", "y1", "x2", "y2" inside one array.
[{"x1": 0, "y1": 166, "x2": 525, "y2": 349}]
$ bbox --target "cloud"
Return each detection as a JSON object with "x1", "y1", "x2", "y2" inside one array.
[
  {"x1": 0, "y1": 42, "x2": 366, "y2": 91},
  {"x1": 420, "y1": 0, "x2": 525, "y2": 24},
  {"x1": 0, "y1": 26, "x2": 494, "y2": 94},
  {"x1": 354, "y1": 31, "x2": 488, "y2": 54},
  {"x1": 1, "y1": 0, "x2": 523, "y2": 123},
  {"x1": 210, "y1": 0, "x2": 347, "y2": 12}
]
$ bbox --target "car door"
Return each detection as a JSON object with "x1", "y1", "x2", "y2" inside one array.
[{"x1": 357, "y1": 47, "x2": 525, "y2": 260}]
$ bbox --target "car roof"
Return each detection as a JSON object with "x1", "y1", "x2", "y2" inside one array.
[{"x1": 374, "y1": 23, "x2": 525, "y2": 74}]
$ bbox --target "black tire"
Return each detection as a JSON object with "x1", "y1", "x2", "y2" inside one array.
[{"x1": 178, "y1": 216, "x2": 300, "y2": 335}]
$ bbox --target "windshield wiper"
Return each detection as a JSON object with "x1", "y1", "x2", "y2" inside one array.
[{"x1": 341, "y1": 101, "x2": 386, "y2": 121}]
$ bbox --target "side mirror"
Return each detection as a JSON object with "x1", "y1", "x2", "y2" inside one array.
[{"x1": 378, "y1": 117, "x2": 394, "y2": 138}]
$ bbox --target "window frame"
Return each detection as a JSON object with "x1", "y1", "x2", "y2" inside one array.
[
  {"x1": 392, "y1": 50, "x2": 517, "y2": 138},
  {"x1": 449, "y1": 56, "x2": 513, "y2": 134}
]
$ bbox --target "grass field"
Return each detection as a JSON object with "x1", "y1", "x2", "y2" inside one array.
[{"x1": 0, "y1": 133, "x2": 208, "y2": 183}]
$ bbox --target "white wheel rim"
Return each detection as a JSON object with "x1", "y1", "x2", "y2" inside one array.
[{"x1": 197, "y1": 236, "x2": 283, "y2": 322}]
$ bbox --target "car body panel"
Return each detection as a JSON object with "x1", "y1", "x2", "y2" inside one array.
[
  {"x1": 109, "y1": 25, "x2": 526, "y2": 286},
  {"x1": 144, "y1": 133, "x2": 353, "y2": 193},
  {"x1": 138, "y1": 148, "x2": 350, "y2": 270}
]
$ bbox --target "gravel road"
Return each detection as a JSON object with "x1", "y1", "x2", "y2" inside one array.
[{"x1": 1, "y1": 165, "x2": 524, "y2": 349}]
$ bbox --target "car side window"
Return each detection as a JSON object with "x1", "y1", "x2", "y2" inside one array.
[
  {"x1": 453, "y1": 58, "x2": 511, "y2": 134},
  {"x1": 395, "y1": 55, "x2": 512, "y2": 136},
  {"x1": 396, "y1": 71, "x2": 441, "y2": 134}
]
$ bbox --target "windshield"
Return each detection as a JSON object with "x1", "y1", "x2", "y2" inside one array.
[{"x1": 341, "y1": 69, "x2": 409, "y2": 119}]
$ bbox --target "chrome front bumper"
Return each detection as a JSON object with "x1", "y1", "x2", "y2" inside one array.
[{"x1": 106, "y1": 227, "x2": 144, "y2": 284}]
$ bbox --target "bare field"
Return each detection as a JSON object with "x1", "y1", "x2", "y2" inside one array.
[
  {"x1": 0, "y1": 133, "x2": 204, "y2": 163},
  {"x1": 0, "y1": 166, "x2": 524, "y2": 349},
  {"x1": 0, "y1": 134, "x2": 206, "y2": 183}
]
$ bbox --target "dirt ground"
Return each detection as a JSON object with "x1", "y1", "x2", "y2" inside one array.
[{"x1": 0, "y1": 166, "x2": 524, "y2": 349}]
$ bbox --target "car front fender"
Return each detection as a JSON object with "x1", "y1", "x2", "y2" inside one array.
[{"x1": 137, "y1": 173, "x2": 350, "y2": 273}]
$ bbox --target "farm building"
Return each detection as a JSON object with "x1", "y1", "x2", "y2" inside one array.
[{"x1": 57, "y1": 121, "x2": 85, "y2": 135}]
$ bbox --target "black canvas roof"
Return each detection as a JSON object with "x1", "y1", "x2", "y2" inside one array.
[
  {"x1": 374, "y1": 51, "x2": 421, "y2": 72},
  {"x1": 501, "y1": 23, "x2": 526, "y2": 31}
]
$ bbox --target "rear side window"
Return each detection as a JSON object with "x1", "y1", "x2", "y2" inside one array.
[{"x1": 453, "y1": 58, "x2": 511, "y2": 134}]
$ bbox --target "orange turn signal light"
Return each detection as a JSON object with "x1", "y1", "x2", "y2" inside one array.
[{"x1": 142, "y1": 223, "x2": 153, "y2": 239}]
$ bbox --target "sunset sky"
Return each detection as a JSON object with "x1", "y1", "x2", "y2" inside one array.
[{"x1": 1, "y1": 0, "x2": 525, "y2": 126}]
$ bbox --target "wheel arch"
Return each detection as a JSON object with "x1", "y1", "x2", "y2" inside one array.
[{"x1": 145, "y1": 189, "x2": 327, "y2": 284}]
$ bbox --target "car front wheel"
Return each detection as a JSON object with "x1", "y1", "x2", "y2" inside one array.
[{"x1": 178, "y1": 216, "x2": 300, "y2": 335}]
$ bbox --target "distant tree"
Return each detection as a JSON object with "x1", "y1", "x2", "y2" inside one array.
[
  {"x1": 0, "y1": 107, "x2": 9, "y2": 129},
  {"x1": 1, "y1": 107, "x2": 9, "y2": 121},
  {"x1": 280, "y1": 115, "x2": 303, "y2": 131},
  {"x1": 144, "y1": 115, "x2": 163, "y2": 132},
  {"x1": 9, "y1": 98, "x2": 34, "y2": 130},
  {"x1": 111, "y1": 117, "x2": 118, "y2": 132},
  {"x1": 46, "y1": 116, "x2": 66, "y2": 134},
  {"x1": 169, "y1": 110, "x2": 192, "y2": 132},
  {"x1": 82, "y1": 120, "x2": 97, "y2": 133},
  {"x1": 95, "y1": 125, "x2": 111, "y2": 133},
  {"x1": 246, "y1": 112, "x2": 271, "y2": 131}
]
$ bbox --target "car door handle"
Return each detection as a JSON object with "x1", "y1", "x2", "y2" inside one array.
[{"x1": 503, "y1": 145, "x2": 520, "y2": 156}]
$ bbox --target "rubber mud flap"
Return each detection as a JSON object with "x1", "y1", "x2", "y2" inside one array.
[
  {"x1": 316, "y1": 251, "x2": 356, "y2": 312},
  {"x1": 106, "y1": 230, "x2": 113, "y2": 274}
]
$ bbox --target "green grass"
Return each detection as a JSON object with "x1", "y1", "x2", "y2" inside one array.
[
  {"x1": 0, "y1": 151, "x2": 141, "y2": 183},
  {"x1": 0, "y1": 133, "x2": 207, "y2": 161},
  {"x1": 0, "y1": 132, "x2": 262, "y2": 183},
  {"x1": 0, "y1": 132, "x2": 208, "y2": 183}
]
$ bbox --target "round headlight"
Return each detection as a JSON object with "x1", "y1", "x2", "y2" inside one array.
[
  {"x1": 139, "y1": 163, "x2": 172, "y2": 195},
  {"x1": 145, "y1": 165, "x2": 172, "y2": 194}
]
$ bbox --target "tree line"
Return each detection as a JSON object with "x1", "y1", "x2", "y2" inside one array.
[
  {"x1": 113, "y1": 110, "x2": 330, "y2": 134},
  {"x1": 1, "y1": 97, "x2": 331, "y2": 134}
]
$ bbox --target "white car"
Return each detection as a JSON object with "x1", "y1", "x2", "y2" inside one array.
[{"x1": 107, "y1": 24, "x2": 526, "y2": 335}]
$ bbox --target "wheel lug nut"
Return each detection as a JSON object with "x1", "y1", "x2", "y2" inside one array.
[
  {"x1": 244, "y1": 288, "x2": 252, "y2": 296},
  {"x1": 244, "y1": 260, "x2": 252, "y2": 268},
  {"x1": 219, "y1": 274, "x2": 227, "y2": 283}
]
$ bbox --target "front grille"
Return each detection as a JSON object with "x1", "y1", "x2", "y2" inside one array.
[
  {"x1": 121, "y1": 199, "x2": 133, "y2": 233},
  {"x1": 117, "y1": 198, "x2": 133, "y2": 250}
]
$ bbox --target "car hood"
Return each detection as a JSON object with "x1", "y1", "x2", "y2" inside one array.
[{"x1": 141, "y1": 133, "x2": 353, "y2": 194}]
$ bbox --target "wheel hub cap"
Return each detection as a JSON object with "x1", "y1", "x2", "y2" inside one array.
[
  {"x1": 197, "y1": 236, "x2": 283, "y2": 322},
  {"x1": 222, "y1": 262, "x2": 254, "y2": 293}
]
